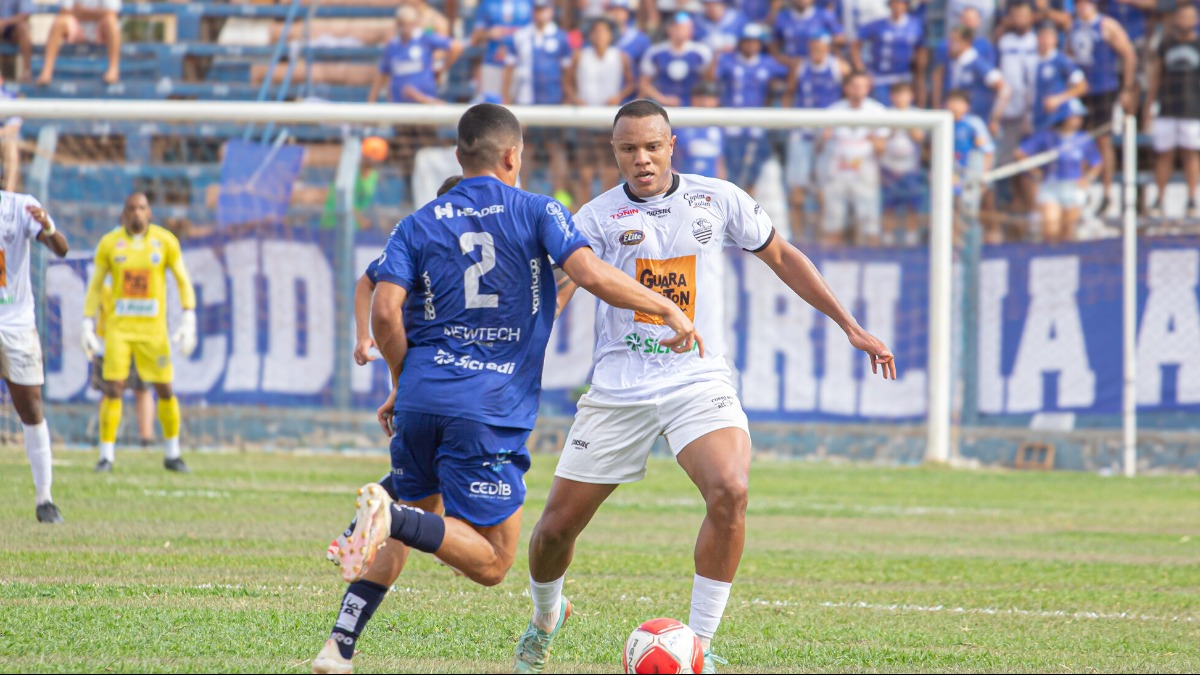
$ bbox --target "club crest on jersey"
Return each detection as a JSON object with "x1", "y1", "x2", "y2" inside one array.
[
  {"x1": 692, "y1": 218, "x2": 713, "y2": 245},
  {"x1": 610, "y1": 207, "x2": 640, "y2": 220},
  {"x1": 150, "y1": 252, "x2": 162, "y2": 264},
  {"x1": 619, "y1": 230, "x2": 645, "y2": 246},
  {"x1": 684, "y1": 192, "x2": 712, "y2": 209},
  {"x1": 115, "y1": 239, "x2": 127, "y2": 249}
]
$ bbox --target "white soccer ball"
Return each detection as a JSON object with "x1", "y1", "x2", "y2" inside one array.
[{"x1": 623, "y1": 617, "x2": 705, "y2": 674}]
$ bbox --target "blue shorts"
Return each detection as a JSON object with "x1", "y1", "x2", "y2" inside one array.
[
  {"x1": 882, "y1": 171, "x2": 928, "y2": 212},
  {"x1": 724, "y1": 134, "x2": 771, "y2": 188},
  {"x1": 389, "y1": 410, "x2": 532, "y2": 527}
]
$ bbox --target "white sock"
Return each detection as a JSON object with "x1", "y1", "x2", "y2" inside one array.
[
  {"x1": 23, "y1": 421, "x2": 52, "y2": 504},
  {"x1": 164, "y1": 436, "x2": 181, "y2": 460},
  {"x1": 689, "y1": 574, "x2": 732, "y2": 650},
  {"x1": 530, "y1": 575, "x2": 564, "y2": 632},
  {"x1": 99, "y1": 441, "x2": 116, "y2": 463}
]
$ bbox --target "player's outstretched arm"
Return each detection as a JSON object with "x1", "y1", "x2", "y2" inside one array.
[
  {"x1": 27, "y1": 204, "x2": 68, "y2": 257},
  {"x1": 560, "y1": 247, "x2": 703, "y2": 356},
  {"x1": 371, "y1": 281, "x2": 409, "y2": 437},
  {"x1": 752, "y1": 235, "x2": 896, "y2": 380},
  {"x1": 353, "y1": 273, "x2": 378, "y2": 365}
]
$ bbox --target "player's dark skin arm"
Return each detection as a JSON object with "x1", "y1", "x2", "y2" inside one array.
[
  {"x1": 371, "y1": 280, "x2": 410, "y2": 436},
  {"x1": 752, "y1": 234, "x2": 897, "y2": 379},
  {"x1": 28, "y1": 206, "x2": 68, "y2": 257}
]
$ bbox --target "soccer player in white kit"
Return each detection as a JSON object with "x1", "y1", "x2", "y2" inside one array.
[
  {"x1": 513, "y1": 99, "x2": 896, "y2": 673},
  {"x1": 0, "y1": 191, "x2": 69, "y2": 523}
]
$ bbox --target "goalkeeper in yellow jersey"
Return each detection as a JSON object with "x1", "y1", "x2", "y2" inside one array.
[{"x1": 82, "y1": 193, "x2": 197, "y2": 473}]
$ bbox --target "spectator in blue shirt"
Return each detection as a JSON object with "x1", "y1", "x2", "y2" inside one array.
[
  {"x1": 0, "y1": 0, "x2": 32, "y2": 82},
  {"x1": 771, "y1": 0, "x2": 845, "y2": 68},
  {"x1": 1100, "y1": 0, "x2": 1152, "y2": 45},
  {"x1": 471, "y1": 0, "x2": 534, "y2": 103},
  {"x1": 934, "y1": 27, "x2": 1010, "y2": 136},
  {"x1": 502, "y1": 0, "x2": 574, "y2": 204},
  {"x1": 1032, "y1": 21, "x2": 1088, "y2": 131},
  {"x1": 852, "y1": 0, "x2": 927, "y2": 103},
  {"x1": 369, "y1": 7, "x2": 462, "y2": 104},
  {"x1": 715, "y1": 22, "x2": 789, "y2": 193},
  {"x1": 1016, "y1": 98, "x2": 1101, "y2": 243},
  {"x1": 674, "y1": 82, "x2": 726, "y2": 179},
  {"x1": 639, "y1": 12, "x2": 714, "y2": 106},
  {"x1": 946, "y1": 88, "x2": 1002, "y2": 241},
  {"x1": 695, "y1": 0, "x2": 748, "y2": 55},
  {"x1": 608, "y1": 0, "x2": 652, "y2": 103}
]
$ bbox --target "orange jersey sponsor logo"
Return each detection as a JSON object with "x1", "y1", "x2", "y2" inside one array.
[{"x1": 634, "y1": 255, "x2": 696, "y2": 324}]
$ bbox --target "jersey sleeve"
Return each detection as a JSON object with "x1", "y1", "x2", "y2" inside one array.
[
  {"x1": 640, "y1": 48, "x2": 658, "y2": 77},
  {"x1": 429, "y1": 34, "x2": 452, "y2": 51},
  {"x1": 696, "y1": 43, "x2": 714, "y2": 68},
  {"x1": 572, "y1": 203, "x2": 608, "y2": 261},
  {"x1": 378, "y1": 42, "x2": 393, "y2": 74},
  {"x1": 1082, "y1": 136, "x2": 1102, "y2": 167},
  {"x1": 824, "y1": 11, "x2": 845, "y2": 37},
  {"x1": 165, "y1": 231, "x2": 197, "y2": 311},
  {"x1": 376, "y1": 217, "x2": 418, "y2": 291},
  {"x1": 365, "y1": 255, "x2": 382, "y2": 285},
  {"x1": 538, "y1": 197, "x2": 591, "y2": 266},
  {"x1": 83, "y1": 236, "x2": 111, "y2": 319},
  {"x1": 724, "y1": 183, "x2": 775, "y2": 252}
]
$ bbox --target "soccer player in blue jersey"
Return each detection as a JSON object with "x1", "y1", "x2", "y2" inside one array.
[
  {"x1": 853, "y1": 0, "x2": 927, "y2": 103},
  {"x1": 368, "y1": 6, "x2": 462, "y2": 105},
  {"x1": 1032, "y1": 21, "x2": 1088, "y2": 131},
  {"x1": 1016, "y1": 98, "x2": 1100, "y2": 243},
  {"x1": 471, "y1": 0, "x2": 534, "y2": 103},
  {"x1": 714, "y1": 23, "x2": 789, "y2": 193},
  {"x1": 311, "y1": 104, "x2": 699, "y2": 675},
  {"x1": 1068, "y1": 0, "x2": 1136, "y2": 216},
  {"x1": 771, "y1": 0, "x2": 844, "y2": 68},
  {"x1": 640, "y1": 13, "x2": 714, "y2": 107}
]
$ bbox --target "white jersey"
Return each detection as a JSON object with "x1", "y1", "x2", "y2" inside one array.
[
  {"x1": 997, "y1": 31, "x2": 1038, "y2": 121},
  {"x1": 825, "y1": 98, "x2": 890, "y2": 184},
  {"x1": 0, "y1": 191, "x2": 48, "y2": 331},
  {"x1": 576, "y1": 45, "x2": 624, "y2": 106},
  {"x1": 574, "y1": 173, "x2": 774, "y2": 400}
]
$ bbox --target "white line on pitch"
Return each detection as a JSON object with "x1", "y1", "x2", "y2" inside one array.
[{"x1": 748, "y1": 600, "x2": 1197, "y2": 623}]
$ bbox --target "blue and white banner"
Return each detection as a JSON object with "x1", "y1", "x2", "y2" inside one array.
[{"x1": 40, "y1": 229, "x2": 1200, "y2": 421}]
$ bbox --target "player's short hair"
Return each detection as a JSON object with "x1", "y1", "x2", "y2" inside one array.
[
  {"x1": 890, "y1": 81, "x2": 914, "y2": 95},
  {"x1": 125, "y1": 191, "x2": 150, "y2": 207},
  {"x1": 844, "y1": 70, "x2": 871, "y2": 85},
  {"x1": 613, "y1": 99, "x2": 671, "y2": 129},
  {"x1": 437, "y1": 175, "x2": 463, "y2": 196},
  {"x1": 456, "y1": 103, "x2": 523, "y2": 172},
  {"x1": 945, "y1": 88, "x2": 971, "y2": 104},
  {"x1": 954, "y1": 26, "x2": 975, "y2": 42}
]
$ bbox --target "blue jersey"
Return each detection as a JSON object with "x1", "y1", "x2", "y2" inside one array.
[
  {"x1": 715, "y1": 52, "x2": 789, "y2": 108},
  {"x1": 1033, "y1": 50, "x2": 1085, "y2": 130},
  {"x1": 933, "y1": 37, "x2": 997, "y2": 70},
  {"x1": 946, "y1": 48, "x2": 1002, "y2": 120},
  {"x1": 365, "y1": 256, "x2": 381, "y2": 284},
  {"x1": 953, "y1": 114, "x2": 995, "y2": 171},
  {"x1": 375, "y1": 176, "x2": 589, "y2": 429},
  {"x1": 736, "y1": 0, "x2": 772, "y2": 22},
  {"x1": 616, "y1": 25, "x2": 652, "y2": 103},
  {"x1": 641, "y1": 41, "x2": 714, "y2": 106},
  {"x1": 1069, "y1": 16, "x2": 1120, "y2": 93},
  {"x1": 475, "y1": 0, "x2": 534, "y2": 66},
  {"x1": 858, "y1": 15, "x2": 924, "y2": 86},
  {"x1": 1101, "y1": 0, "x2": 1144, "y2": 41},
  {"x1": 1019, "y1": 129, "x2": 1101, "y2": 180},
  {"x1": 380, "y1": 33, "x2": 453, "y2": 103},
  {"x1": 793, "y1": 56, "x2": 844, "y2": 109},
  {"x1": 505, "y1": 23, "x2": 573, "y2": 104},
  {"x1": 773, "y1": 7, "x2": 843, "y2": 59},
  {"x1": 694, "y1": 9, "x2": 747, "y2": 54},
  {"x1": 673, "y1": 126, "x2": 724, "y2": 178}
]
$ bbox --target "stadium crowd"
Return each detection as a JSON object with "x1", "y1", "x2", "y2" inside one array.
[{"x1": 359, "y1": 0, "x2": 1198, "y2": 246}]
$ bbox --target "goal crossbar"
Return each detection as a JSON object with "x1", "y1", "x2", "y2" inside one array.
[{"x1": 1, "y1": 98, "x2": 955, "y2": 465}]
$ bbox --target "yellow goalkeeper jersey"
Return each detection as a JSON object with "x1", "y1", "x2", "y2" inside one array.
[{"x1": 84, "y1": 224, "x2": 196, "y2": 339}]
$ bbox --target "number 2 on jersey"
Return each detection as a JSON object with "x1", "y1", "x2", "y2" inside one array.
[{"x1": 459, "y1": 232, "x2": 499, "y2": 309}]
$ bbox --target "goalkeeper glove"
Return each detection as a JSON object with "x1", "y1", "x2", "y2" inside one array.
[
  {"x1": 173, "y1": 309, "x2": 198, "y2": 357},
  {"x1": 81, "y1": 318, "x2": 102, "y2": 361}
]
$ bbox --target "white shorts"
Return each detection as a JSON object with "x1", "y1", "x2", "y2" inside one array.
[
  {"x1": 785, "y1": 132, "x2": 817, "y2": 189},
  {"x1": 1151, "y1": 118, "x2": 1200, "y2": 153},
  {"x1": 0, "y1": 326, "x2": 45, "y2": 386},
  {"x1": 1037, "y1": 179, "x2": 1087, "y2": 208},
  {"x1": 555, "y1": 381, "x2": 750, "y2": 485},
  {"x1": 60, "y1": 0, "x2": 122, "y2": 11},
  {"x1": 822, "y1": 174, "x2": 881, "y2": 236}
]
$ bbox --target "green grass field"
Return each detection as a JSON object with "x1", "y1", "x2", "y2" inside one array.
[{"x1": 2, "y1": 447, "x2": 1199, "y2": 673}]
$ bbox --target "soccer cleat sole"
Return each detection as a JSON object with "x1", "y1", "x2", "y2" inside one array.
[{"x1": 339, "y1": 483, "x2": 391, "y2": 584}]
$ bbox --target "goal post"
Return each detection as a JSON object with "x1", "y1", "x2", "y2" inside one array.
[{"x1": 0, "y1": 99, "x2": 955, "y2": 462}]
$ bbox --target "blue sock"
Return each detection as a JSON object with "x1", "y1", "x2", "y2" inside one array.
[
  {"x1": 329, "y1": 580, "x2": 387, "y2": 660},
  {"x1": 341, "y1": 476, "x2": 399, "y2": 538},
  {"x1": 388, "y1": 503, "x2": 446, "y2": 553}
]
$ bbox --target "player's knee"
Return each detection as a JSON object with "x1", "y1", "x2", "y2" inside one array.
[
  {"x1": 704, "y1": 479, "x2": 748, "y2": 524},
  {"x1": 532, "y1": 515, "x2": 579, "y2": 551}
]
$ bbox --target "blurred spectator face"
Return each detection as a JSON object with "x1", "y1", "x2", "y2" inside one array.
[
  {"x1": 947, "y1": 30, "x2": 968, "y2": 58},
  {"x1": 534, "y1": 4, "x2": 554, "y2": 27},
  {"x1": 844, "y1": 73, "x2": 871, "y2": 104},
  {"x1": 590, "y1": 18, "x2": 615, "y2": 50},
  {"x1": 791, "y1": 0, "x2": 814, "y2": 11},
  {"x1": 890, "y1": 84, "x2": 914, "y2": 108},
  {"x1": 808, "y1": 35, "x2": 830, "y2": 61},
  {"x1": 1175, "y1": 5, "x2": 1199, "y2": 33},
  {"x1": 396, "y1": 6, "x2": 420, "y2": 36},
  {"x1": 607, "y1": 4, "x2": 631, "y2": 28},
  {"x1": 703, "y1": 0, "x2": 727, "y2": 21},
  {"x1": 960, "y1": 7, "x2": 981, "y2": 31},
  {"x1": 1037, "y1": 24, "x2": 1058, "y2": 54},
  {"x1": 888, "y1": 0, "x2": 908, "y2": 19},
  {"x1": 693, "y1": 91, "x2": 719, "y2": 107},
  {"x1": 946, "y1": 94, "x2": 970, "y2": 120},
  {"x1": 738, "y1": 35, "x2": 763, "y2": 58},
  {"x1": 1058, "y1": 112, "x2": 1083, "y2": 134},
  {"x1": 667, "y1": 15, "x2": 694, "y2": 44},
  {"x1": 1008, "y1": 3, "x2": 1033, "y2": 32},
  {"x1": 1074, "y1": 0, "x2": 1096, "y2": 19}
]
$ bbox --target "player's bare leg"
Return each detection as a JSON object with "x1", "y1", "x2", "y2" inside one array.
[
  {"x1": 134, "y1": 388, "x2": 155, "y2": 446},
  {"x1": 1041, "y1": 202, "x2": 1063, "y2": 244},
  {"x1": 676, "y1": 427, "x2": 751, "y2": 657},
  {"x1": 315, "y1": 495, "x2": 523, "y2": 673},
  {"x1": 7, "y1": 380, "x2": 62, "y2": 523}
]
